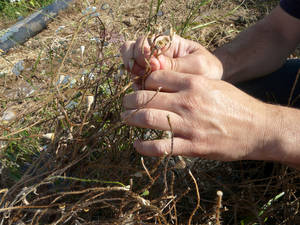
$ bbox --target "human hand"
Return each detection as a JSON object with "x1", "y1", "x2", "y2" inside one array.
[
  {"x1": 120, "y1": 34, "x2": 223, "y2": 84},
  {"x1": 121, "y1": 70, "x2": 278, "y2": 161}
]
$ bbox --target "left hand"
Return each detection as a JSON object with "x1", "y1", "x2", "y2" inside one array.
[
  {"x1": 120, "y1": 34, "x2": 223, "y2": 84},
  {"x1": 121, "y1": 70, "x2": 277, "y2": 162}
]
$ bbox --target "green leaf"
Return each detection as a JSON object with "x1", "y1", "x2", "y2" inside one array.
[
  {"x1": 141, "y1": 190, "x2": 150, "y2": 197},
  {"x1": 29, "y1": 0, "x2": 35, "y2": 7}
]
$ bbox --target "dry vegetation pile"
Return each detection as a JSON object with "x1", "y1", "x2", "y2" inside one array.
[{"x1": 0, "y1": 0, "x2": 299, "y2": 224}]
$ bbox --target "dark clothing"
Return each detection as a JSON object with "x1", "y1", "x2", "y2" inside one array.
[
  {"x1": 237, "y1": 59, "x2": 300, "y2": 108},
  {"x1": 280, "y1": 0, "x2": 300, "y2": 19}
]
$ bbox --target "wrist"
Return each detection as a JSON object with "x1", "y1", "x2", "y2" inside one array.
[
  {"x1": 211, "y1": 53, "x2": 224, "y2": 80},
  {"x1": 244, "y1": 103, "x2": 285, "y2": 162},
  {"x1": 257, "y1": 104, "x2": 285, "y2": 162},
  {"x1": 213, "y1": 48, "x2": 235, "y2": 82},
  {"x1": 253, "y1": 104, "x2": 300, "y2": 167},
  {"x1": 269, "y1": 106, "x2": 300, "y2": 167}
]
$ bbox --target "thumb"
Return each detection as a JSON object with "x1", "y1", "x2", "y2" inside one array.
[{"x1": 157, "y1": 54, "x2": 203, "y2": 75}]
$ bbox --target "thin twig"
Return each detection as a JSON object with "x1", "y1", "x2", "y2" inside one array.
[
  {"x1": 141, "y1": 157, "x2": 154, "y2": 182},
  {"x1": 288, "y1": 68, "x2": 300, "y2": 106},
  {"x1": 188, "y1": 169, "x2": 201, "y2": 225},
  {"x1": 163, "y1": 115, "x2": 174, "y2": 194},
  {"x1": 215, "y1": 190, "x2": 223, "y2": 225},
  {"x1": 0, "y1": 119, "x2": 45, "y2": 138}
]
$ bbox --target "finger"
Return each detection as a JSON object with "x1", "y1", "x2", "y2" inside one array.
[
  {"x1": 145, "y1": 70, "x2": 194, "y2": 92},
  {"x1": 134, "y1": 138, "x2": 196, "y2": 157},
  {"x1": 120, "y1": 40, "x2": 158, "y2": 76},
  {"x1": 134, "y1": 36, "x2": 161, "y2": 71},
  {"x1": 154, "y1": 34, "x2": 205, "y2": 74},
  {"x1": 121, "y1": 109, "x2": 184, "y2": 133},
  {"x1": 157, "y1": 34, "x2": 201, "y2": 58},
  {"x1": 123, "y1": 91, "x2": 178, "y2": 112},
  {"x1": 120, "y1": 41, "x2": 135, "y2": 71},
  {"x1": 157, "y1": 53, "x2": 204, "y2": 75}
]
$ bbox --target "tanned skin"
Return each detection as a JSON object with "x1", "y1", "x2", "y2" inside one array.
[{"x1": 120, "y1": 6, "x2": 300, "y2": 169}]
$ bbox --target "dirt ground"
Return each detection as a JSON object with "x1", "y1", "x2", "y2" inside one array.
[{"x1": 0, "y1": 0, "x2": 300, "y2": 224}]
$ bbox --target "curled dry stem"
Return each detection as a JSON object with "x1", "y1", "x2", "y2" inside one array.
[
  {"x1": 188, "y1": 169, "x2": 201, "y2": 225},
  {"x1": 141, "y1": 28, "x2": 174, "y2": 90},
  {"x1": 141, "y1": 157, "x2": 154, "y2": 182}
]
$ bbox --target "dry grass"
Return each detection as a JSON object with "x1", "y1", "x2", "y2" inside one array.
[{"x1": 0, "y1": 0, "x2": 299, "y2": 224}]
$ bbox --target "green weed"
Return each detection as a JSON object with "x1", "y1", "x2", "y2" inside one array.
[{"x1": 0, "y1": 0, "x2": 55, "y2": 19}]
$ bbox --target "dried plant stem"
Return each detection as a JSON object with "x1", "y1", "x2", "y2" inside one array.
[
  {"x1": 0, "y1": 119, "x2": 45, "y2": 139},
  {"x1": 215, "y1": 190, "x2": 223, "y2": 225},
  {"x1": 55, "y1": 20, "x2": 84, "y2": 84},
  {"x1": 170, "y1": 172, "x2": 178, "y2": 225},
  {"x1": 288, "y1": 68, "x2": 300, "y2": 106},
  {"x1": 0, "y1": 189, "x2": 8, "y2": 206},
  {"x1": 188, "y1": 169, "x2": 201, "y2": 225},
  {"x1": 163, "y1": 114, "x2": 174, "y2": 194},
  {"x1": 142, "y1": 32, "x2": 173, "y2": 90},
  {"x1": 141, "y1": 157, "x2": 154, "y2": 182}
]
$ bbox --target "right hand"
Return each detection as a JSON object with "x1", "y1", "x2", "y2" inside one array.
[
  {"x1": 121, "y1": 69, "x2": 274, "y2": 162},
  {"x1": 120, "y1": 34, "x2": 224, "y2": 83}
]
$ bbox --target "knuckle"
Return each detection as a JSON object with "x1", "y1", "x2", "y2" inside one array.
[
  {"x1": 179, "y1": 95, "x2": 196, "y2": 112},
  {"x1": 156, "y1": 141, "x2": 170, "y2": 156},
  {"x1": 148, "y1": 70, "x2": 161, "y2": 84},
  {"x1": 141, "y1": 110, "x2": 156, "y2": 126},
  {"x1": 170, "y1": 58, "x2": 178, "y2": 71},
  {"x1": 182, "y1": 76, "x2": 197, "y2": 89},
  {"x1": 135, "y1": 91, "x2": 148, "y2": 106},
  {"x1": 150, "y1": 69, "x2": 160, "y2": 77}
]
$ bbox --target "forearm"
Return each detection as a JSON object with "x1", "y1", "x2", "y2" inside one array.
[
  {"x1": 214, "y1": 24, "x2": 290, "y2": 83},
  {"x1": 214, "y1": 6, "x2": 300, "y2": 83}
]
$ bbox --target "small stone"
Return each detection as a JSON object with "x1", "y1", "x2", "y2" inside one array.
[
  {"x1": 1, "y1": 108, "x2": 17, "y2": 122},
  {"x1": 42, "y1": 133, "x2": 55, "y2": 141},
  {"x1": 88, "y1": 73, "x2": 95, "y2": 80},
  {"x1": 80, "y1": 45, "x2": 85, "y2": 57},
  {"x1": 90, "y1": 37, "x2": 100, "y2": 43},
  {"x1": 101, "y1": 3, "x2": 110, "y2": 10},
  {"x1": 58, "y1": 40, "x2": 65, "y2": 45},
  {"x1": 0, "y1": 141, "x2": 7, "y2": 150},
  {"x1": 12, "y1": 60, "x2": 24, "y2": 76},
  {"x1": 82, "y1": 6, "x2": 97, "y2": 15},
  {"x1": 55, "y1": 26, "x2": 65, "y2": 33},
  {"x1": 57, "y1": 75, "x2": 70, "y2": 85},
  {"x1": 66, "y1": 101, "x2": 78, "y2": 110},
  {"x1": 91, "y1": 12, "x2": 100, "y2": 17},
  {"x1": 156, "y1": 10, "x2": 164, "y2": 17}
]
